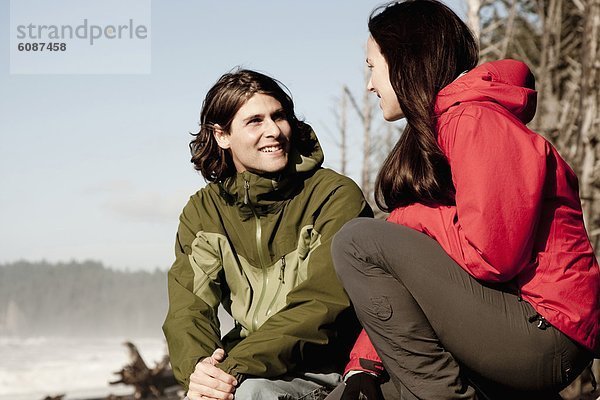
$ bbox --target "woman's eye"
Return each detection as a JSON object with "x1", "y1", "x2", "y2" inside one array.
[{"x1": 248, "y1": 118, "x2": 261, "y2": 125}]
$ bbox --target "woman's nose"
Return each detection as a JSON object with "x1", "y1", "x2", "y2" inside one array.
[{"x1": 367, "y1": 77, "x2": 375, "y2": 92}]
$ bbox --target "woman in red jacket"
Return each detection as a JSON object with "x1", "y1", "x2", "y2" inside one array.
[{"x1": 331, "y1": 0, "x2": 599, "y2": 399}]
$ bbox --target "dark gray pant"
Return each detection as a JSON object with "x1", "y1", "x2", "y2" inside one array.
[{"x1": 332, "y1": 218, "x2": 592, "y2": 400}]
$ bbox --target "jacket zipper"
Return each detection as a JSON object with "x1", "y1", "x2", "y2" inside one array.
[
  {"x1": 266, "y1": 256, "x2": 286, "y2": 317},
  {"x1": 245, "y1": 179, "x2": 269, "y2": 331}
]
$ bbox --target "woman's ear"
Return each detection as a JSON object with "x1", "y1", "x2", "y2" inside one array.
[{"x1": 213, "y1": 124, "x2": 230, "y2": 150}]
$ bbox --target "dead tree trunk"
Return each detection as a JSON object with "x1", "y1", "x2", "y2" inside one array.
[
  {"x1": 578, "y1": 0, "x2": 600, "y2": 236},
  {"x1": 344, "y1": 68, "x2": 375, "y2": 205},
  {"x1": 466, "y1": 0, "x2": 483, "y2": 41},
  {"x1": 339, "y1": 86, "x2": 348, "y2": 176},
  {"x1": 361, "y1": 64, "x2": 374, "y2": 199}
]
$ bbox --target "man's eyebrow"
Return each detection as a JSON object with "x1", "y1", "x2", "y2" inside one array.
[
  {"x1": 242, "y1": 113, "x2": 263, "y2": 123},
  {"x1": 242, "y1": 108, "x2": 286, "y2": 123}
]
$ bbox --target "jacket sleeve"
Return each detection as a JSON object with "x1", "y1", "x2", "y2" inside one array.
[
  {"x1": 389, "y1": 106, "x2": 548, "y2": 282},
  {"x1": 217, "y1": 180, "x2": 372, "y2": 381},
  {"x1": 162, "y1": 197, "x2": 224, "y2": 389}
]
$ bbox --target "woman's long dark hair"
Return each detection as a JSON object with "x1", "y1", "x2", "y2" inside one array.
[{"x1": 371, "y1": 0, "x2": 479, "y2": 211}]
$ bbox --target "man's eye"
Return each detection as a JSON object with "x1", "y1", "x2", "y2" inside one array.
[{"x1": 248, "y1": 118, "x2": 262, "y2": 125}]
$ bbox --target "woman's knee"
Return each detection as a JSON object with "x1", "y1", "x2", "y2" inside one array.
[
  {"x1": 332, "y1": 218, "x2": 382, "y2": 252},
  {"x1": 331, "y1": 218, "x2": 379, "y2": 273}
]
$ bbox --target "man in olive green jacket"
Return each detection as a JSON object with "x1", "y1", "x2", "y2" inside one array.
[{"x1": 163, "y1": 69, "x2": 372, "y2": 400}]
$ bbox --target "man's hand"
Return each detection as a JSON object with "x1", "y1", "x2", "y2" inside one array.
[
  {"x1": 340, "y1": 372, "x2": 383, "y2": 400},
  {"x1": 187, "y1": 348, "x2": 238, "y2": 400}
]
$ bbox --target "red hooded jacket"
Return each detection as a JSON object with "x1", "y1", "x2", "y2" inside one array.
[{"x1": 346, "y1": 59, "x2": 600, "y2": 376}]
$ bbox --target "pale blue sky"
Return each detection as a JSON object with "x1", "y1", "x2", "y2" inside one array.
[{"x1": 0, "y1": 0, "x2": 464, "y2": 271}]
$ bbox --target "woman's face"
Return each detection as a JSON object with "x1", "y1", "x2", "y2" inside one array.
[{"x1": 366, "y1": 36, "x2": 404, "y2": 121}]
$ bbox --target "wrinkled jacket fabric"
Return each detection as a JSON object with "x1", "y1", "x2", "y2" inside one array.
[
  {"x1": 347, "y1": 60, "x2": 600, "y2": 375},
  {"x1": 163, "y1": 127, "x2": 371, "y2": 388}
]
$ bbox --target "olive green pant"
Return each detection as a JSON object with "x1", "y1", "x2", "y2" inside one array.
[{"x1": 332, "y1": 218, "x2": 592, "y2": 400}]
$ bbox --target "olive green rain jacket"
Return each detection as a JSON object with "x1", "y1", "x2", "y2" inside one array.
[{"x1": 163, "y1": 128, "x2": 372, "y2": 388}]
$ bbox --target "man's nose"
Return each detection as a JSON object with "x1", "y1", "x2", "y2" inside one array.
[{"x1": 264, "y1": 118, "x2": 282, "y2": 137}]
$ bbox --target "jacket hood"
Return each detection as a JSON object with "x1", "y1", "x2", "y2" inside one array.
[
  {"x1": 434, "y1": 59, "x2": 537, "y2": 123},
  {"x1": 216, "y1": 123, "x2": 324, "y2": 218}
]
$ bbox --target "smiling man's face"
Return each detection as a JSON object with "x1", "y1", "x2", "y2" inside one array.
[{"x1": 214, "y1": 93, "x2": 292, "y2": 175}]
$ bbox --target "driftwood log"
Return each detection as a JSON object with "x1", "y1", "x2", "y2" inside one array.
[
  {"x1": 109, "y1": 341, "x2": 180, "y2": 400},
  {"x1": 38, "y1": 340, "x2": 597, "y2": 399}
]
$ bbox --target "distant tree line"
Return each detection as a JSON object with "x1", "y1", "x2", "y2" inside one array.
[{"x1": 0, "y1": 260, "x2": 168, "y2": 337}]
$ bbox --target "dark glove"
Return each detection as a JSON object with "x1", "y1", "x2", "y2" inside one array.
[{"x1": 340, "y1": 373, "x2": 384, "y2": 400}]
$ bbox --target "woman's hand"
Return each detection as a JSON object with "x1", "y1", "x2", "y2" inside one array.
[
  {"x1": 187, "y1": 348, "x2": 238, "y2": 400},
  {"x1": 340, "y1": 372, "x2": 384, "y2": 400}
]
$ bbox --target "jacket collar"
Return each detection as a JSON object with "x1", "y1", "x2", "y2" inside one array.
[{"x1": 217, "y1": 124, "x2": 324, "y2": 219}]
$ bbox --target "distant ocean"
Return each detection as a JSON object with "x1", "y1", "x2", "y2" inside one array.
[{"x1": 0, "y1": 336, "x2": 167, "y2": 400}]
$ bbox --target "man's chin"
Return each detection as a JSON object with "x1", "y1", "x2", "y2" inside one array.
[{"x1": 254, "y1": 160, "x2": 288, "y2": 177}]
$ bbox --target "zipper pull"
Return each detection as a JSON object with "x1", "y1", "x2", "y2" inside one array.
[
  {"x1": 244, "y1": 180, "x2": 250, "y2": 205},
  {"x1": 279, "y1": 256, "x2": 286, "y2": 284}
]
